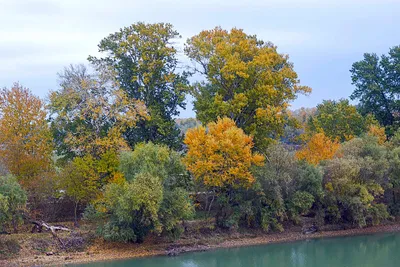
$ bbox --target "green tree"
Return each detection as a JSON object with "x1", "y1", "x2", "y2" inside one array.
[
  {"x1": 307, "y1": 99, "x2": 369, "y2": 142},
  {"x1": 159, "y1": 188, "x2": 194, "y2": 240},
  {"x1": 350, "y1": 46, "x2": 400, "y2": 134},
  {"x1": 100, "y1": 173, "x2": 164, "y2": 243},
  {"x1": 60, "y1": 155, "x2": 101, "y2": 225},
  {"x1": 88, "y1": 22, "x2": 190, "y2": 150},
  {"x1": 185, "y1": 27, "x2": 311, "y2": 150},
  {"x1": 252, "y1": 144, "x2": 323, "y2": 228},
  {"x1": 0, "y1": 175, "x2": 27, "y2": 233},
  {"x1": 96, "y1": 171, "x2": 193, "y2": 242},
  {"x1": 119, "y1": 142, "x2": 191, "y2": 190},
  {"x1": 90, "y1": 142, "x2": 194, "y2": 242},
  {"x1": 322, "y1": 135, "x2": 390, "y2": 226}
]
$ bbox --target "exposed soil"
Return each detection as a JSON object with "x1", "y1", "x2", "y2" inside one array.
[{"x1": 2, "y1": 222, "x2": 400, "y2": 267}]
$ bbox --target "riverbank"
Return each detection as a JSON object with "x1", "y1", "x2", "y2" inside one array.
[{"x1": 2, "y1": 222, "x2": 400, "y2": 267}]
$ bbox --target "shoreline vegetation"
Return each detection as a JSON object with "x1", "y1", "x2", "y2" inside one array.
[
  {"x1": 2, "y1": 221, "x2": 400, "y2": 267},
  {"x1": 0, "y1": 22, "x2": 399, "y2": 267}
]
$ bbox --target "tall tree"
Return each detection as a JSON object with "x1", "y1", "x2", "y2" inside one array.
[
  {"x1": 185, "y1": 27, "x2": 311, "y2": 150},
  {"x1": 307, "y1": 99, "x2": 369, "y2": 142},
  {"x1": 48, "y1": 64, "x2": 147, "y2": 161},
  {"x1": 350, "y1": 46, "x2": 400, "y2": 134},
  {"x1": 0, "y1": 83, "x2": 53, "y2": 191},
  {"x1": 88, "y1": 22, "x2": 190, "y2": 150}
]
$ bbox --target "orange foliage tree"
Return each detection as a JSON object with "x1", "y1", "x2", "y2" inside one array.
[
  {"x1": 184, "y1": 117, "x2": 264, "y2": 189},
  {"x1": 296, "y1": 132, "x2": 340, "y2": 165},
  {"x1": 0, "y1": 83, "x2": 53, "y2": 191}
]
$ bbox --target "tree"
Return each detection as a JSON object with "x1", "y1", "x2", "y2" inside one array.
[
  {"x1": 100, "y1": 173, "x2": 164, "y2": 243},
  {"x1": 184, "y1": 117, "x2": 264, "y2": 189},
  {"x1": 296, "y1": 133, "x2": 340, "y2": 165},
  {"x1": 252, "y1": 144, "x2": 323, "y2": 229},
  {"x1": 59, "y1": 155, "x2": 101, "y2": 225},
  {"x1": 49, "y1": 64, "x2": 147, "y2": 161},
  {"x1": 185, "y1": 27, "x2": 311, "y2": 150},
  {"x1": 322, "y1": 135, "x2": 390, "y2": 226},
  {"x1": 350, "y1": 46, "x2": 400, "y2": 134},
  {"x1": 159, "y1": 187, "x2": 194, "y2": 240},
  {"x1": 0, "y1": 83, "x2": 53, "y2": 192},
  {"x1": 0, "y1": 175, "x2": 27, "y2": 233},
  {"x1": 94, "y1": 170, "x2": 193, "y2": 243},
  {"x1": 88, "y1": 22, "x2": 190, "y2": 150},
  {"x1": 307, "y1": 99, "x2": 368, "y2": 142},
  {"x1": 119, "y1": 142, "x2": 191, "y2": 190}
]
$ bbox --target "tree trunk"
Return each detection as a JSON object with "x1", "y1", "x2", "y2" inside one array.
[{"x1": 74, "y1": 201, "x2": 80, "y2": 228}]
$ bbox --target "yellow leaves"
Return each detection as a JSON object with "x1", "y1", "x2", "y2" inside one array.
[
  {"x1": 185, "y1": 26, "x2": 311, "y2": 150},
  {"x1": 184, "y1": 117, "x2": 264, "y2": 189},
  {"x1": 367, "y1": 124, "x2": 386, "y2": 144},
  {"x1": 0, "y1": 83, "x2": 53, "y2": 191},
  {"x1": 296, "y1": 132, "x2": 340, "y2": 165}
]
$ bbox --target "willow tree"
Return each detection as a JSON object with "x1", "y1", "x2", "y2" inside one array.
[{"x1": 185, "y1": 27, "x2": 311, "y2": 150}]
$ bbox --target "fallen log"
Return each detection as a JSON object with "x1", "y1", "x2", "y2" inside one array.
[{"x1": 31, "y1": 220, "x2": 70, "y2": 247}]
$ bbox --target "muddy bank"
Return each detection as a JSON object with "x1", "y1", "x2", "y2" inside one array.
[{"x1": 2, "y1": 223, "x2": 400, "y2": 267}]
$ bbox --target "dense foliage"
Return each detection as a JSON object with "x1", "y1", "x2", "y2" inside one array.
[
  {"x1": 185, "y1": 27, "x2": 311, "y2": 151},
  {"x1": 0, "y1": 24, "x2": 399, "y2": 242},
  {"x1": 86, "y1": 143, "x2": 193, "y2": 242},
  {"x1": 0, "y1": 84, "x2": 53, "y2": 193},
  {"x1": 0, "y1": 175, "x2": 27, "y2": 232},
  {"x1": 307, "y1": 99, "x2": 370, "y2": 142},
  {"x1": 89, "y1": 22, "x2": 190, "y2": 150},
  {"x1": 350, "y1": 46, "x2": 400, "y2": 134}
]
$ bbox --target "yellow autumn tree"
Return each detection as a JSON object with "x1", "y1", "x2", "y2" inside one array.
[
  {"x1": 296, "y1": 133, "x2": 340, "y2": 165},
  {"x1": 185, "y1": 27, "x2": 311, "y2": 150},
  {"x1": 184, "y1": 117, "x2": 264, "y2": 189},
  {"x1": 0, "y1": 83, "x2": 53, "y2": 191}
]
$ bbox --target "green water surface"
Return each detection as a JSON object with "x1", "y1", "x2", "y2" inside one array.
[{"x1": 69, "y1": 232, "x2": 400, "y2": 267}]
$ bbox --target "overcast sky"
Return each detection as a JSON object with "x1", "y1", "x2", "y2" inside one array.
[{"x1": 0, "y1": 0, "x2": 399, "y2": 117}]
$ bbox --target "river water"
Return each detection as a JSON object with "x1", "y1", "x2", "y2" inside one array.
[{"x1": 69, "y1": 232, "x2": 400, "y2": 267}]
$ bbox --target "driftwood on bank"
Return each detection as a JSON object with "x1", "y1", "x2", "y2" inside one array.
[{"x1": 31, "y1": 220, "x2": 71, "y2": 247}]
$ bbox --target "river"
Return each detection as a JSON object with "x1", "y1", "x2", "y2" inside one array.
[{"x1": 69, "y1": 232, "x2": 400, "y2": 267}]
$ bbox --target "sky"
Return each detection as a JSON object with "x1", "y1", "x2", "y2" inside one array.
[{"x1": 0, "y1": 0, "x2": 399, "y2": 118}]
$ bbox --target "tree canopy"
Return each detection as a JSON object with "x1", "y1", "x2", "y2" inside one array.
[
  {"x1": 49, "y1": 64, "x2": 147, "y2": 160},
  {"x1": 0, "y1": 83, "x2": 53, "y2": 192},
  {"x1": 89, "y1": 22, "x2": 190, "y2": 150},
  {"x1": 307, "y1": 99, "x2": 369, "y2": 142},
  {"x1": 184, "y1": 117, "x2": 264, "y2": 189},
  {"x1": 350, "y1": 46, "x2": 400, "y2": 134},
  {"x1": 185, "y1": 27, "x2": 311, "y2": 150}
]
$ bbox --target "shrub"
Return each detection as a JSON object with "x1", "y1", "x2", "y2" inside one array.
[{"x1": 0, "y1": 175, "x2": 27, "y2": 232}]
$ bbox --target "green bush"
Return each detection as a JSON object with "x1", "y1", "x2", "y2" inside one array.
[{"x1": 0, "y1": 175, "x2": 27, "y2": 232}]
